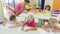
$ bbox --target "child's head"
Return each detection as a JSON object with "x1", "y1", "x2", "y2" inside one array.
[
  {"x1": 33, "y1": 5, "x2": 41, "y2": 12},
  {"x1": 27, "y1": 15, "x2": 34, "y2": 23},
  {"x1": 45, "y1": 5, "x2": 51, "y2": 11},
  {"x1": 48, "y1": 18, "x2": 57, "y2": 25},
  {"x1": 25, "y1": 0, "x2": 30, "y2": 4},
  {"x1": 10, "y1": 15, "x2": 16, "y2": 21}
]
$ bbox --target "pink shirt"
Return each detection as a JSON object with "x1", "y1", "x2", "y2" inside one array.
[
  {"x1": 16, "y1": 2, "x2": 24, "y2": 15},
  {"x1": 24, "y1": 20, "x2": 37, "y2": 27}
]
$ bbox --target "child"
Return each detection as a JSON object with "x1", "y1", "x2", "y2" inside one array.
[
  {"x1": 21, "y1": 15, "x2": 37, "y2": 32},
  {"x1": 25, "y1": 0, "x2": 33, "y2": 12},
  {"x1": 3, "y1": 15, "x2": 23, "y2": 28},
  {"x1": 45, "y1": 5, "x2": 51, "y2": 11},
  {"x1": 35, "y1": 5, "x2": 42, "y2": 12},
  {"x1": 32, "y1": 5, "x2": 42, "y2": 14},
  {"x1": 43, "y1": 5, "x2": 51, "y2": 13},
  {"x1": 15, "y1": 2, "x2": 24, "y2": 16},
  {"x1": 6, "y1": 1, "x2": 24, "y2": 16},
  {"x1": 42, "y1": 18, "x2": 60, "y2": 32},
  {"x1": 57, "y1": 21, "x2": 60, "y2": 31}
]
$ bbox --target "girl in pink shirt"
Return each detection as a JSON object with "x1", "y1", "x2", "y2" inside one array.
[
  {"x1": 15, "y1": 2, "x2": 24, "y2": 16},
  {"x1": 21, "y1": 15, "x2": 37, "y2": 32},
  {"x1": 6, "y1": 2, "x2": 24, "y2": 16}
]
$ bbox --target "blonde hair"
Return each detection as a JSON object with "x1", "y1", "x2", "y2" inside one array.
[
  {"x1": 27, "y1": 15, "x2": 34, "y2": 19},
  {"x1": 48, "y1": 18, "x2": 58, "y2": 24}
]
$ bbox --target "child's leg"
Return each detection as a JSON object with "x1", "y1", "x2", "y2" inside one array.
[{"x1": 3, "y1": 18, "x2": 8, "y2": 26}]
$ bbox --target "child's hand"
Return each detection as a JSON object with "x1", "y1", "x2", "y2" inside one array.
[
  {"x1": 2, "y1": 23, "x2": 6, "y2": 26},
  {"x1": 9, "y1": 26, "x2": 14, "y2": 28},
  {"x1": 46, "y1": 29, "x2": 50, "y2": 32},
  {"x1": 2, "y1": 24, "x2": 5, "y2": 26},
  {"x1": 52, "y1": 30, "x2": 56, "y2": 32},
  {"x1": 2, "y1": 20, "x2": 8, "y2": 26},
  {"x1": 52, "y1": 29, "x2": 60, "y2": 32},
  {"x1": 24, "y1": 30, "x2": 29, "y2": 32},
  {"x1": 21, "y1": 28, "x2": 24, "y2": 31}
]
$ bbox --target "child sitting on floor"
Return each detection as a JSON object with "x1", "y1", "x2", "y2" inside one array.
[
  {"x1": 42, "y1": 18, "x2": 60, "y2": 32},
  {"x1": 3, "y1": 15, "x2": 23, "y2": 28},
  {"x1": 43, "y1": 5, "x2": 51, "y2": 13},
  {"x1": 21, "y1": 15, "x2": 37, "y2": 32},
  {"x1": 33, "y1": 5, "x2": 42, "y2": 13},
  {"x1": 25, "y1": 0, "x2": 33, "y2": 12}
]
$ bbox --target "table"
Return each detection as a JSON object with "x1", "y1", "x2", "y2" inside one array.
[
  {"x1": 17, "y1": 12, "x2": 52, "y2": 23},
  {"x1": 17, "y1": 12, "x2": 60, "y2": 22}
]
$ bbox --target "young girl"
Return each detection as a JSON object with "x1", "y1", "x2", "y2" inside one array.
[
  {"x1": 3, "y1": 15, "x2": 23, "y2": 28},
  {"x1": 33, "y1": 5, "x2": 42, "y2": 13},
  {"x1": 21, "y1": 15, "x2": 37, "y2": 32},
  {"x1": 43, "y1": 5, "x2": 51, "y2": 13},
  {"x1": 42, "y1": 18, "x2": 60, "y2": 32},
  {"x1": 45, "y1": 5, "x2": 51, "y2": 11},
  {"x1": 6, "y1": 2, "x2": 24, "y2": 16}
]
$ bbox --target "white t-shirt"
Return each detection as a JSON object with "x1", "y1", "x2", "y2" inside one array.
[
  {"x1": 7, "y1": 17, "x2": 21, "y2": 25},
  {"x1": 7, "y1": 20, "x2": 18, "y2": 25}
]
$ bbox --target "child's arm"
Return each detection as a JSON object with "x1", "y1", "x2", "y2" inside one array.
[
  {"x1": 9, "y1": 24, "x2": 21, "y2": 28},
  {"x1": 25, "y1": 26, "x2": 37, "y2": 32},
  {"x1": 53, "y1": 26, "x2": 60, "y2": 32},
  {"x1": 55, "y1": 28, "x2": 60, "y2": 32},
  {"x1": 54, "y1": 28, "x2": 60, "y2": 32},
  {"x1": 42, "y1": 25, "x2": 50, "y2": 32},
  {"x1": 3, "y1": 19, "x2": 8, "y2": 26},
  {"x1": 21, "y1": 23, "x2": 24, "y2": 30},
  {"x1": 3, "y1": 22, "x2": 7, "y2": 26},
  {"x1": 9, "y1": 21, "x2": 23, "y2": 28}
]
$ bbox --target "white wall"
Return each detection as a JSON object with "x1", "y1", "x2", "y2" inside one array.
[
  {"x1": 44, "y1": 0, "x2": 53, "y2": 10},
  {"x1": 0, "y1": 1, "x2": 4, "y2": 22},
  {"x1": 30, "y1": 0, "x2": 41, "y2": 5}
]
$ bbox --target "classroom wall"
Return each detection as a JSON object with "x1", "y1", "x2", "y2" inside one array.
[
  {"x1": 0, "y1": 0, "x2": 4, "y2": 22},
  {"x1": 30, "y1": 0, "x2": 38, "y2": 5},
  {"x1": 0, "y1": 7, "x2": 4, "y2": 22},
  {"x1": 44, "y1": 0, "x2": 53, "y2": 10},
  {"x1": 52, "y1": 0, "x2": 60, "y2": 11},
  {"x1": 30, "y1": 0, "x2": 41, "y2": 5},
  {"x1": 15, "y1": 0, "x2": 24, "y2": 3}
]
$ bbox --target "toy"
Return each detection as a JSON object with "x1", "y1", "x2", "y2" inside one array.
[{"x1": 37, "y1": 18, "x2": 42, "y2": 27}]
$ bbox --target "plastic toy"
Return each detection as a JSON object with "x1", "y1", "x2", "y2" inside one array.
[{"x1": 37, "y1": 18, "x2": 42, "y2": 27}]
